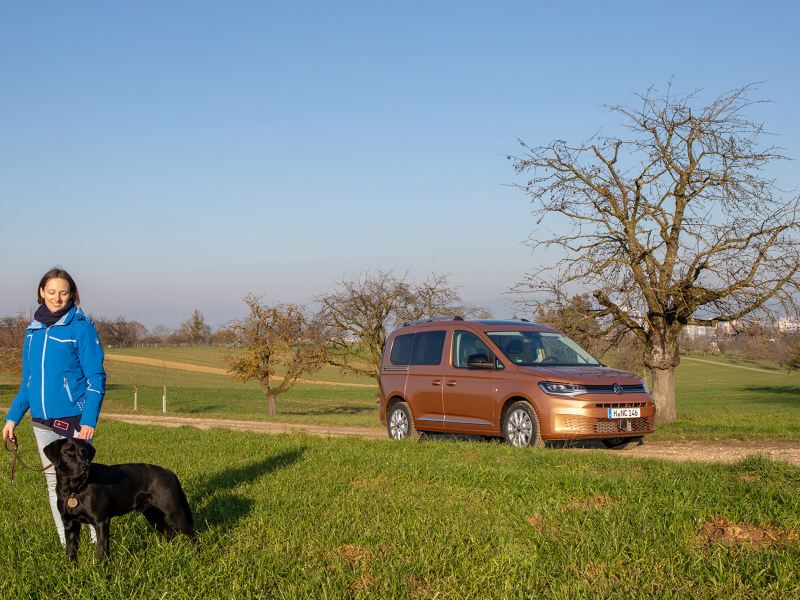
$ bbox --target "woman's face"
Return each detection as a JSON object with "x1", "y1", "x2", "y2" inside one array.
[{"x1": 40, "y1": 277, "x2": 72, "y2": 312}]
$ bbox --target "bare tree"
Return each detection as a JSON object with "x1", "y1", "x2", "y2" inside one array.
[
  {"x1": 225, "y1": 295, "x2": 327, "y2": 416},
  {"x1": 317, "y1": 269, "x2": 489, "y2": 387},
  {"x1": 94, "y1": 317, "x2": 148, "y2": 348},
  {"x1": 178, "y1": 310, "x2": 211, "y2": 346},
  {"x1": 0, "y1": 313, "x2": 29, "y2": 374},
  {"x1": 510, "y1": 83, "x2": 800, "y2": 423},
  {"x1": 210, "y1": 326, "x2": 236, "y2": 346}
]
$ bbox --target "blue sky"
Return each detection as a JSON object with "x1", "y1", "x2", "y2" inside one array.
[{"x1": 2, "y1": 1, "x2": 798, "y2": 328}]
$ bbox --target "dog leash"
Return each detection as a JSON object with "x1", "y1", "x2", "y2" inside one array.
[{"x1": 4, "y1": 436, "x2": 52, "y2": 482}]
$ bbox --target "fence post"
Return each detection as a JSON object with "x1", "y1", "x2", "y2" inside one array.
[{"x1": 162, "y1": 385, "x2": 167, "y2": 414}]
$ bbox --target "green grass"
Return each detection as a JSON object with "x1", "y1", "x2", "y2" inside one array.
[
  {"x1": 653, "y1": 356, "x2": 800, "y2": 442},
  {"x1": 0, "y1": 421, "x2": 798, "y2": 598},
  {"x1": 2, "y1": 348, "x2": 798, "y2": 440},
  {"x1": 107, "y1": 345, "x2": 377, "y2": 385}
]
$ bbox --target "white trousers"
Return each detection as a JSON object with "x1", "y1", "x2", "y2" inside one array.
[{"x1": 32, "y1": 427, "x2": 97, "y2": 546}]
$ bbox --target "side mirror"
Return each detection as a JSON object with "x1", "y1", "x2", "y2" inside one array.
[{"x1": 467, "y1": 353, "x2": 495, "y2": 369}]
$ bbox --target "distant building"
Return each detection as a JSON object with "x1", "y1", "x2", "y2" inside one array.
[
  {"x1": 681, "y1": 321, "x2": 736, "y2": 340},
  {"x1": 778, "y1": 317, "x2": 800, "y2": 333},
  {"x1": 682, "y1": 325, "x2": 715, "y2": 340}
]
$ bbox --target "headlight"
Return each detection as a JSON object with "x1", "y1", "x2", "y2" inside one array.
[
  {"x1": 538, "y1": 382, "x2": 587, "y2": 397},
  {"x1": 642, "y1": 379, "x2": 650, "y2": 394}
]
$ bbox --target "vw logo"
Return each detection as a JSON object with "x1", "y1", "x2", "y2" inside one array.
[{"x1": 612, "y1": 383, "x2": 624, "y2": 395}]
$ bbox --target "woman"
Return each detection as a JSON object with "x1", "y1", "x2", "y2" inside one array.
[{"x1": 2, "y1": 267, "x2": 106, "y2": 547}]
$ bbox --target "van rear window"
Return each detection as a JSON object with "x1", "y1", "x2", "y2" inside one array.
[
  {"x1": 389, "y1": 333, "x2": 414, "y2": 365},
  {"x1": 389, "y1": 331, "x2": 446, "y2": 365}
]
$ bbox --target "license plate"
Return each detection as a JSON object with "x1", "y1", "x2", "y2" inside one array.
[{"x1": 608, "y1": 407, "x2": 640, "y2": 419}]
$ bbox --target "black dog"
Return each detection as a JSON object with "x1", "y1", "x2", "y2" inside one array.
[{"x1": 43, "y1": 438, "x2": 196, "y2": 562}]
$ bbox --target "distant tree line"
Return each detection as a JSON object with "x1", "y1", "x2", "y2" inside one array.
[{"x1": 90, "y1": 311, "x2": 234, "y2": 348}]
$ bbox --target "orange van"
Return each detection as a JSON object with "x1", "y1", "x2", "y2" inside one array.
[{"x1": 378, "y1": 318, "x2": 655, "y2": 449}]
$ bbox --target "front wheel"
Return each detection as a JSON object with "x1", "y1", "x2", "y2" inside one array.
[
  {"x1": 602, "y1": 436, "x2": 643, "y2": 450},
  {"x1": 387, "y1": 401, "x2": 417, "y2": 441},
  {"x1": 502, "y1": 401, "x2": 544, "y2": 448}
]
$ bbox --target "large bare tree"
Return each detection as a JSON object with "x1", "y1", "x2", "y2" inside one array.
[
  {"x1": 225, "y1": 295, "x2": 326, "y2": 416},
  {"x1": 510, "y1": 83, "x2": 800, "y2": 423},
  {"x1": 317, "y1": 270, "x2": 489, "y2": 387}
]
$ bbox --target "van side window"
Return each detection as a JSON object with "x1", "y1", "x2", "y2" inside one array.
[
  {"x1": 410, "y1": 331, "x2": 446, "y2": 365},
  {"x1": 389, "y1": 330, "x2": 446, "y2": 365},
  {"x1": 389, "y1": 333, "x2": 414, "y2": 365},
  {"x1": 453, "y1": 331, "x2": 493, "y2": 368}
]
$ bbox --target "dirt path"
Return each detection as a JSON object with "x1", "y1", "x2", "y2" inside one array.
[
  {"x1": 104, "y1": 354, "x2": 376, "y2": 388},
  {"x1": 101, "y1": 412, "x2": 800, "y2": 466}
]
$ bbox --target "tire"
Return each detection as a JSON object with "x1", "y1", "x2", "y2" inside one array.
[
  {"x1": 602, "y1": 436, "x2": 643, "y2": 450},
  {"x1": 502, "y1": 401, "x2": 544, "y2": 448},
  {"x1": 387, "y1": 401, "x2": 418, "y2": 441}
]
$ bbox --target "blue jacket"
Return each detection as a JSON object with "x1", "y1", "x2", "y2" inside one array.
[{"x1": 5, "y1": 306, "x2": 106, "y2": 428}]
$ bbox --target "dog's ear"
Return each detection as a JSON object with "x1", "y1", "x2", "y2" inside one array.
[
  {"x1": 81, "y1": 440, "x2": 96, "y2": 462},
  {"x1": 43, "y1": 438, "x2": 67, "y2": 466}
]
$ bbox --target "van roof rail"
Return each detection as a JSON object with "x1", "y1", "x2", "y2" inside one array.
[{"x1": 401, "y1": 315, "x2": 465, "y2": 327}]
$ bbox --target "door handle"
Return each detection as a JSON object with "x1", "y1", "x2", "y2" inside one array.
[
  {"x1": 431, "y1": 379, "x2": 442, "y2": 385},
  {"x1": 445, "y1": 380, "x2": 457, "y2": 387}
]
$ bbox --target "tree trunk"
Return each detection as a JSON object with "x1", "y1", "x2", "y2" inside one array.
[
  {"x1": 260, "y1": 379, "x2": 278, "y2": 416},
  {"x1": 650, "y1": 366, "x2": 677, "y2": 424},
  {"x1": 644, "y1": 329, "x2": 681, "y2": 425}
]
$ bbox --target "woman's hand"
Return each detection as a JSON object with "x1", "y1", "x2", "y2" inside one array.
[
  {"x1": 2, "y1": 421, "x2": 16, "y2": 442},
  {"x1": 77, "y1": 425, "x2": 95, "y2": 440}
]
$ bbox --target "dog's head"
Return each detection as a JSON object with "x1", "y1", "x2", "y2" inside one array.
[{"x1": 43, "y1": 438, "x2": 96, "y2": 484}]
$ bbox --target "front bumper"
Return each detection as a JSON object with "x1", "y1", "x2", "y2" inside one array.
[{"x1": 539, "y1": 395, "x2": 656, "y2": 440}]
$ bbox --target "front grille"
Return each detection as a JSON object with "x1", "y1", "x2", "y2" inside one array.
[
  {"x1": 555, "y1": 415, "x2": 654, "y2": 434},
  {"x1": 584, "y1": 384, "x2": 647, "y2": 394},
  {"x1": 594, "y1": 402, "x2": 649, "y2": 409}
]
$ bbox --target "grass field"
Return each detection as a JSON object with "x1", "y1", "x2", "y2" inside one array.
[
  {"x1": 0, "y1": 421, "x2": 798, "y2": 598},
  {"x1": 1, "y1": 346, "x2": 798, "y2": 440}
]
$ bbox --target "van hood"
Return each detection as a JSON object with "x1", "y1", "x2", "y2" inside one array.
[{"x1": 517, "y1": 365, "x2": 643, "y2": 385}]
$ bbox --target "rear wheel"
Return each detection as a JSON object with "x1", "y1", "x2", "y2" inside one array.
[
  {"x1": 502, "y1": 401, "x2": 544, "y2": 448},
  {"x1": 602, "y1": 436, "x2": 643, "y2": 450},
  {"x1": 387, "y1": 401, "x2": 417, "y2": 440}
]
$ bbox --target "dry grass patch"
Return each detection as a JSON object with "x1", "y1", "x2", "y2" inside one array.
[
  {"x1": 348, "y1": 573, "x2": 376, "y2": 593},
  {"x1": 698, "y1": 516, "x2": 799, "y2": 549},
  {"x1": 338, "y1": 544, "x2": 370, "y2": 564},
  {"x1": 407, "y1": 575, "x2": 432, "y2": 599},
  {"x1": 524, "y1": 514, "x2": 544, "y2": 530}
]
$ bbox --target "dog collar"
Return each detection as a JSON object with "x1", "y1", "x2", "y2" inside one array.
[{"x1": 67, "y1": 495, "x2": 79, "y2": 509}]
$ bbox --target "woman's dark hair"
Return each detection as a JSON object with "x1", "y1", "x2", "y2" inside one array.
[{"x1": 37, "y1": 267, "x2": 80, "y2": 305}]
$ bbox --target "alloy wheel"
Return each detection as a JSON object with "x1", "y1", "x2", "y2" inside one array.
[{"x1": 506, "y1": 408, "x2": 533, "y2": 447}]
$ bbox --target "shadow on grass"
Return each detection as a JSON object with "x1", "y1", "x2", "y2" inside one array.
[
  {"x1": 418, "y1": 432, "x2": 632, "y2": 450},
  {"x1": 743, "y1": 386, "x2": 800, "y2": 407},
  {"x1": 192, "y1": 447, "x2": 306, "y2": 531},
  {"x1": 281, "y1": 405, "x2": 374, "y2": 416}
]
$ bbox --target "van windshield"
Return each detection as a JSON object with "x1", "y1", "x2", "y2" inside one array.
[{"x1": 486, "y1": 331, "x2": 600, "y2": 367}]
